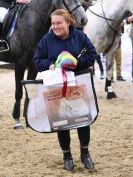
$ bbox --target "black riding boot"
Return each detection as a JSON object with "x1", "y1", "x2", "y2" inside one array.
[
  {"x1": 63, "y1": 149, "x2": 74, "y2": 171},
  {"x1": 80, "y1": 147, "x2": 94, "y2": 170}
]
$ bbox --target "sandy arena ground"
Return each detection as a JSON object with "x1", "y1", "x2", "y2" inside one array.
[
  {"x1": 0, "y1": 66, "x2": 133, "y2": 177},
  {"x1": 0, "y1": 35, "x2": 133, "y2": 177}
]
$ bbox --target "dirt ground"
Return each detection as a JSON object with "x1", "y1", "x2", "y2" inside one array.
[{"x1": 0, "y1": 68, "x2": 133, "y2": 177}]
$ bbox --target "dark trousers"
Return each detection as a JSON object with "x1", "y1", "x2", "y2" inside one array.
[
  {"x1": 0, "y1": 23, "x2": 3, "y2": 36},
  {"x1": 93, "y1": 55, "x2": 104, "y2": 75},
  {"x1": 131, "y1": 37, "x2": 133, "y2": 78},
  {"x1": 57, "y1": 126, "x2": 90, "y2": 150},
  {"x1": 96, "y1": 55, "x2": 104, "y2": 73}
]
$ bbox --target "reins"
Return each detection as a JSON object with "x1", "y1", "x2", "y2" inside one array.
[
  {"x1": 88, "y1": 0, "x2": 121, "y2": 53},
  {"x1": 88, "y1": 6, "x2": 120, "y2": 23},
  {"x1": 100, "y1": 0, "x2": 119, "y2": 35}
]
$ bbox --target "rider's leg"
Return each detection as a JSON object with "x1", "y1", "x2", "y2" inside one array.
[
  {"x1": 0, "y1": 7, "x2": 9, "y2": 52},
  {"x1": 0, "y1": 7, "x2": 8, "y2": 23}
]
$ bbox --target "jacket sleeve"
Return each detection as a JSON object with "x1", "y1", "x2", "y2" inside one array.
[
  {"x1": 76, "y1": 33, "x2": 97, "y2": 70},
  {"x1": 33, "y1": 37, "x2": 55, "y2": 72}
]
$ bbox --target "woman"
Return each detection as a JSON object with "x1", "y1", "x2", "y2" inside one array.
[
  {"x1": 0, "y1": 0, "x2": 28, "y2": 51},
  {"x1": 33, "y1": 9, "x2": 97, "y2": 171}
]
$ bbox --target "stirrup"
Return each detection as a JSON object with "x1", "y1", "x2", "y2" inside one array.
[{"x1": 0, "y1": 39, "x2": 9, "y2": 52}]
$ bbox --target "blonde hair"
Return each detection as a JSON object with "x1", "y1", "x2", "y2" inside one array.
[{"x1": 51, "y1": 9, "x2": 77, "y2": 26}]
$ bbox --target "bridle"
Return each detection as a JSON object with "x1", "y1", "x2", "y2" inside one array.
[{"x1": 62, "y1": 0, "x2": 83, "y2": 14}]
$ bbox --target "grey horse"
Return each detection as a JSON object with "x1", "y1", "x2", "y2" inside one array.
[{"x1": 84, "y1": 0, "x2": 132, "y2": 99}]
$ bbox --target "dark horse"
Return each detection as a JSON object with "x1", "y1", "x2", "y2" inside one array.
[{"x1": 0, "y1": 0, "x2": 88, "y2": 129}]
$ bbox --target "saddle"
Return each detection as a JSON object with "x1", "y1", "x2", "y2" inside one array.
[
  {"x1": 3, "y1": 4, "x2": 27, "y2": 38},
  {"x1": 0, "y1": 3, "x2": 27, "y2": 52}
]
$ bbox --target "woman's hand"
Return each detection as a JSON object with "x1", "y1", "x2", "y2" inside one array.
[
  {"x1": 16, "y1": 0, "x2": 29, "y2": 4},
  {"x1": 49, "y1": 64, "x2": 55, "y2": 70}
]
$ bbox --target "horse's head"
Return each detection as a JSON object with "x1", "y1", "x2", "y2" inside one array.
[{"x1": 60, "y1": 0, "x2": 88, "y2": 27}]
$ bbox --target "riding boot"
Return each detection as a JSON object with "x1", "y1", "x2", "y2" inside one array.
[
  {"x1": 63, "y1": 148, "x2": 74, "y2": 171},
  {"x1": 80, "y1": 146, "x2": 94, "y2": 170}
]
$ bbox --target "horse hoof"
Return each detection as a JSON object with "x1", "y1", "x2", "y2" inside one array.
[
  {"x1": 107, "y1": 92, "x2": 117, "y2": 99},
  {"x1": 14, "y1": 125, "x2": 24, "y2": 130}
]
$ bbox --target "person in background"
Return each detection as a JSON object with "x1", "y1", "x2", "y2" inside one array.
[
  {"x1": 126, "y1": 14, "x2": 133, "y2": 82},
  {"x1": 96, "y1": 54, "x2": 104, "y2": 79},
  {"x1": 111, "y1": 24, "x2": 126, "y2": 82},
  {"x1": 33, "y1": 9, "x2": 97, "y2": 171},
  {"x1": 92, "y1": 54, "x2": 105, "y2": 79},
  {"x1": 111, "y1": 40, "x2": 126, "y2": 82}
]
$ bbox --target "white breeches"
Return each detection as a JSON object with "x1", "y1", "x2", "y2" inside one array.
[{"x1": 0, "y1": 7, "x2": 9, "y2": 23}]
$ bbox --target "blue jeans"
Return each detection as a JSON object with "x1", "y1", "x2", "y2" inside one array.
[{"x1": 131, "y1": 37, "x2": 133, "y2": 78}]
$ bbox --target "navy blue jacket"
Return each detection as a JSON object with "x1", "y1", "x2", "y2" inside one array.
[{"x1": 33, "y1": 26, "x2": 97, "y2": 72}]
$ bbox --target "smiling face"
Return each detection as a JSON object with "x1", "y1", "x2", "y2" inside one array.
[{"x1": 51, "y1": 15, "x2": 70, "y2": 39}]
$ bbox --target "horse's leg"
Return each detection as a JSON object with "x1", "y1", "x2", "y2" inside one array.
[
  {"x1": 12, "y1": 63, "x2": 25, "y2": 129},
  {"x1": 105, "y1": 52, "x2": 117, "y2": 99},
  {"x1": 23, "y1": 63, "x2": 38, "y2": 127}
]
